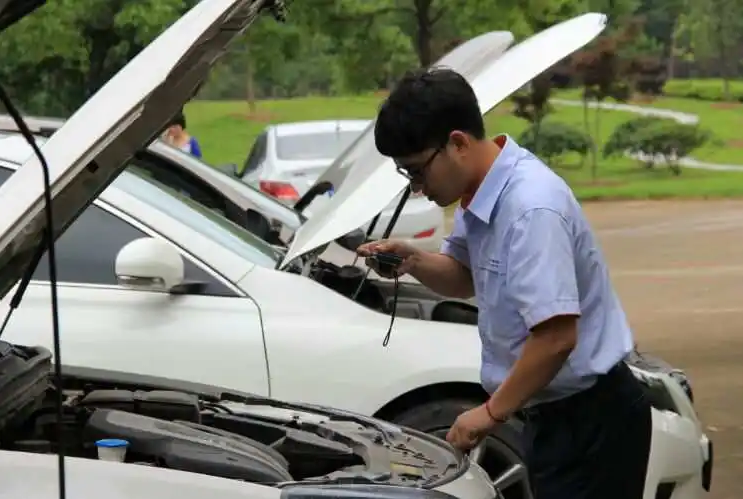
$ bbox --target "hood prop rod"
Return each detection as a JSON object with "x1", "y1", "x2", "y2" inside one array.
[
  {"x1": 350, "y1": 186, "x2": 409, "y2": 267},
  {"x1": 381, "y1": 185, "x2": 411, "y2": 239},
  {"x1": 364, "y1": 213, "x2": 381, "y2": 241}
]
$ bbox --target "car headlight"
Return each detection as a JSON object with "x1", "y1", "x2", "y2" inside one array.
[{"x1": 668, "y1": 369, "x2": 694, "y2": 403}]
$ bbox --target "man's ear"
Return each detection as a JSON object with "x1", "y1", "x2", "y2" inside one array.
[{"x1": 448, "y1": 130, "x2": 471, "y2": 152}]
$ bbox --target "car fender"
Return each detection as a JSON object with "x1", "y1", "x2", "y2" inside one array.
[{"x1": 238, "y1": 267, "x2": 483, "y2": 415}]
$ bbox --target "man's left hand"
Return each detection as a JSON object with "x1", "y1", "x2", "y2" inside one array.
[{"x1": 445, "y1": 404, "x2": 498, "y2": 451}]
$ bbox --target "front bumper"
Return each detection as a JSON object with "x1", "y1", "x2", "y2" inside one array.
[{"x1": 434, "y1": 461, "x2": 496, "y2": 499}]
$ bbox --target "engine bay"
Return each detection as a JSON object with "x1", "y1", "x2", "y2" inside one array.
[
  {"x1": 0, "y1": 344, "x2": 463, "y2": 488},
  {"x1": 310, "y1": 259, "x2": 478, "y2": 325}
]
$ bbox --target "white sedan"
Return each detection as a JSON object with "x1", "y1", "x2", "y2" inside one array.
[
  {"x1": 0, "y1": 7, "x2": 710, "y2": 499},
  {"x1": 0, "y1": 1, "x2": 498, "y2": 499}
]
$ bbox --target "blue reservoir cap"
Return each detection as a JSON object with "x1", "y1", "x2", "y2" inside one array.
[{"x1": 95, "y1": 439, "x2": 129, "y2": 448}]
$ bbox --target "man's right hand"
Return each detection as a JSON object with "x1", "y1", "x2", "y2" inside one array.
[
  {"x1": 358, "y1": 239, "x2": 474, "y2": 298},
  {"x1": 357, "y1": 239, "x2": 419, "y2": 278}
]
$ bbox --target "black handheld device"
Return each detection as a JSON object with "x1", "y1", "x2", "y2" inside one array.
[{"x1": 369, "y1": 252, "x2": 404, "y2": 275}]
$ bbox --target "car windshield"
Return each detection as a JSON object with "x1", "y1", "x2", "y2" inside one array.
[
  {"x1": 115, "y1": 167, "x2": 283, "y2": 267},
  {"x1": 162, "y1": 143, "x2": 302, "y2": 221},
  {"x1": 275, "y1": 130, "x2": 362, "y2": 161}
]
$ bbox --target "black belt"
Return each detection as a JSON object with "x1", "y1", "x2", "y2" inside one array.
[{"x1": 515, "y1": 362, "x2": 629, "y2": 423}]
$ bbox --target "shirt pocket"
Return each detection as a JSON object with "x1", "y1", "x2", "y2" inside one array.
[{"x1": 475, "y1": 256, "x2": 506, "y2": 307}]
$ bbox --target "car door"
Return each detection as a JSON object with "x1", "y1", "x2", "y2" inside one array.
[{"x1": 0, "y1": 186, "x2": 271, "y2": 396}]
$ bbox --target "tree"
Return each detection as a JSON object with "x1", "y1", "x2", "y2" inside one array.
[
  {"x1": 569, "y1": 19, "x2": 642, "y2": 180},
  {"x1": 679, "y1": 0, "x2": 743, "y2": 99},
  {"x1": 0, "y1": 0, "x2": 192, "y2": 115},
  {"x1": 511, "y1": 74, "x2": 554, "y2": 151},
  {"x1": 302, "y1": 0, "x2": 533, "y2": 69}
]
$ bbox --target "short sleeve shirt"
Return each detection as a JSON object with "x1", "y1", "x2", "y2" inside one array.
[{"x1": 441, "y1": 135, "x2": 634, "y2": 405}]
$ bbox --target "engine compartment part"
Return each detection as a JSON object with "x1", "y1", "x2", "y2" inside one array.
[
  {"x1": 0, "y1": 346, "x2": 463, "y2": 490},
  {"x1": 78, "y1": 389, "x2": 202, "y2": 422},
  {"x1": 312, "y1": 260, "x2": 478, "y2": 324},
  {"x1": 85, "y1": 408, "x2": 293, "y2": 482}
]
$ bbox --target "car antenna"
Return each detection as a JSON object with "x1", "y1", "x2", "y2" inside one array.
[
  {"x1": 351, "y1": 185, "x2": 412, "y2": 346},
  {"x1": 0, "y1": 85, "x2": 66, "y2": 499}
]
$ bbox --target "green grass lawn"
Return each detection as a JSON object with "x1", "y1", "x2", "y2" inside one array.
[
  {"x1": 553, "y1": 88, "x2": 743, "y2": 165},
  {"x1": 185, "y1": 92, "x2": 743, "y2": 201}
]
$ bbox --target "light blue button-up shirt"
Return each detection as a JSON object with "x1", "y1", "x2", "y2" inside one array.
[{"x1": 441, "y1": 135, "x2": 634, "y2": 405}]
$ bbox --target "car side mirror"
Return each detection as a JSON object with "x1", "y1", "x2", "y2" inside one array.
[{"x1": 115, "y1": 237, "x2": 185, "y2": 292}]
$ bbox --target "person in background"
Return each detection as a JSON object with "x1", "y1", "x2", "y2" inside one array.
[{"x1": 163, "y1": 111, "x2": 202, "y2": 158}]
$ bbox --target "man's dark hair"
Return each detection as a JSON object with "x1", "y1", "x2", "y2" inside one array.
[
  {"x1": 374, "y1": 67, "x2": 485, "y2": 158},
  {"x1": 167, "y1": 111, "x2": 186, "y2": 129}
]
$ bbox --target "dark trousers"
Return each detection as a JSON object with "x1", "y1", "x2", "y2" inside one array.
[{"x1": 520, "y1": 363, "x2": 652, "y2": 499}]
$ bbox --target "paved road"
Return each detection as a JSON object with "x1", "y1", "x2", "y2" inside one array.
[{"x1": 585, "y1": 200, "x2": 743, "y2": 499}]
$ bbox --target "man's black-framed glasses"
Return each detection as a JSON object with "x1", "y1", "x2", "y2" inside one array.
[{"x1": 395, "y1": 145, "x2": 442, "y2": 184}]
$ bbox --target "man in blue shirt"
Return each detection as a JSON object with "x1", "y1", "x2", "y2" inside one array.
[{"x1": 358, "y1": 68, "x2": 652, "y2": 499}]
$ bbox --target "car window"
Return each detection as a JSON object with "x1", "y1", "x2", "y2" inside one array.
[
  {"x1": 131, "y1": 152, "x2": 228, "y2": 217},
  {"x1": 31, "y1": 206, "x2": 237, "y2": 297},
  {"x1": 0, "y1": 165, "x2": 236, "y2": 296},
  {"x1": 131, "y1": 146, "x2": 303, "y2": 241},
  {"x1": 242, "y1": 130, "x2": 268, "y2": 175},
  {"x1": 275, "y1": 130, "x2": 362, "y2": 161},
  {"x1": 0, "y1": 164, "x2": 237, "y2": 296},
  {"x1": 113, "y1": 169, "x2": 284, "y2": 268}
]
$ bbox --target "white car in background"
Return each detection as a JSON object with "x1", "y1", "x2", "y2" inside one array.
[
  {"x1": 0, "y1": 8, "x2": 711, "y2": 499},
  {"x1": 241, "y1": 119, "x2": 369, "y2": 195},
  {"x1": 238, "y1": 119, "x2": 446, "y2": 252}
]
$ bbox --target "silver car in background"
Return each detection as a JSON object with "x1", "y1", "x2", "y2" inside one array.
[{"x1": 239, "y1": 120, "x2": 446, "y2": 252}]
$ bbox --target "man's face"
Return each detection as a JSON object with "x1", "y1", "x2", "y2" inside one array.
[{"x1": 395, "y1": 131, "x2": 474, "y2": 207}]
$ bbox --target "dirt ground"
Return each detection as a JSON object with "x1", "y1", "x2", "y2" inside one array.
[{"x1": 582, "y1": 200, "x2": 743, "y2": 499}]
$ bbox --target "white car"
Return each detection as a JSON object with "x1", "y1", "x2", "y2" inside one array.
[
  {"x1": 238, "y1": 119, "x2": 447, "y2": 252},
  {"x1": 0, "y1": 4, "x2": 711, "y2": 499},
  {"x1": 240, "y1": 119, "x2": 369, "y2": 195},
  {"x1": 0, "y1": 2, "x2": 496, "y2": 499}
]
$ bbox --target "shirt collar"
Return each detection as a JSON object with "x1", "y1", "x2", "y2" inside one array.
[{"x1": 463, "y1": 134, "x2": 519, "y2": 224}]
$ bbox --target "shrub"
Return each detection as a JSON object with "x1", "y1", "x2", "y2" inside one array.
[
  {"x1": 603, "y1": 116, "x2": 666, "y2": 158},
  {"x1": 628, "y1": 121, "x2": 711, "y2": 175},
  {"x1": 628, "y1": 56, "x2": 667, "y2": 96},
  {"x1": 663, "y1": 79, "x2": 743, "y2": 102},
  {"x1": 518, "y1": 122, "x2": 593, "y2": 166}
]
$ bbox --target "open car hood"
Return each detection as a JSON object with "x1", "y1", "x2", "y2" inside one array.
[
  {"x1": 311, "y1": 30, "x2": 516, "y2": 191},
  {"x1": 280, "y1": 13, "x2": 608, "y2": 269},
  {"x1": 0, "y1": 0, "x2": 285, "y2": 300},
  {"x1": 0, "y1": 0, "x2": 44, "y2": 32}
]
